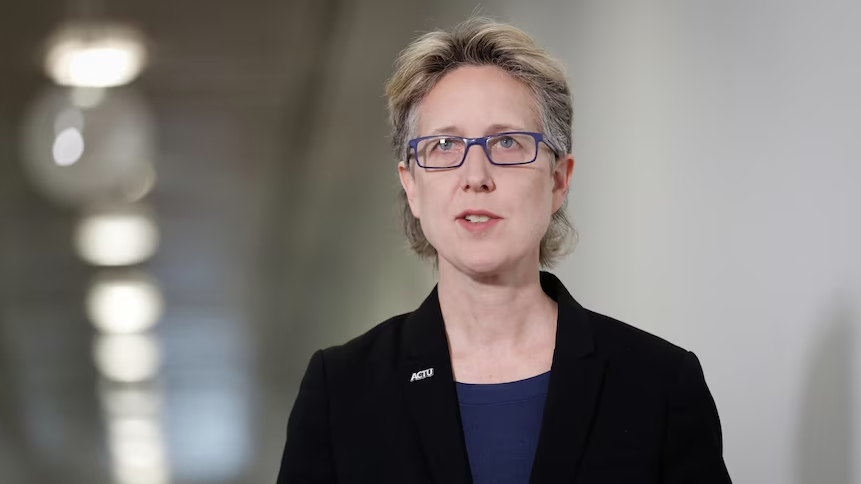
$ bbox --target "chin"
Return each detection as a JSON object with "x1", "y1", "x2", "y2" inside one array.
[{"x1": 445, "y1": 248, "x2": 514, "y2": 278}]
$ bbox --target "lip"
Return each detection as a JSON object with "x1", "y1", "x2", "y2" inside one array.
[
  {"x1": 455, "y1": 209, "x2": 502, "y2": 233},
  {"x1": 455, "y1": 209, "x2": 502, "y2": 219}
]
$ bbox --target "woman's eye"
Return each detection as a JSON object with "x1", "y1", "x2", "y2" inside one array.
[
  {"x1": 496, "y1": 136, "x2": 516, "y2": 149},
  {"x1": 436, "y1": 138, "x2": 454, "y2": 151}
]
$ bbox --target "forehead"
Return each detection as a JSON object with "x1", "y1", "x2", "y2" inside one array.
[{"x1": 417, "y1": 65, "x2": 539, "y2": 135}]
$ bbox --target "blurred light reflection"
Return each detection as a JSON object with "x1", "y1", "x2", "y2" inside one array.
[
  {"x1": 123, "y1": 161, "x2": 157, "y2": 203},
  {"x1": 86, "y1": 272, "x2": 163, "y2": 334},
  {"x1": 45, "y1": 24, "x2": 147, "y2": 88},
  {"x1": 108, "y1": 417, "x2": 169, "y2": 484},
  {"x1": 71, "y1": 86, "x2": 107, "y2": 109},
  {"x1": 75, "y1": 207, "x2": 159, "y2": 266},
  {"x1": 99, "y1": 380, "x2": 170, "y2": 484},
  {"x1": 51, "y1": 127, "x2": 84, "y2": 166},
  {"x1": 53, "y1": 108, "x2": 84, "y2": 134},
  {"x1": 93, "y1": 334, "x2": 162, "y2": 383},
  {"x1": 99, "y1": 380, "x2": 163, "y2": 419},
  {"x1": 20, "y1": 86, "x2": 157, "y2": 208}
]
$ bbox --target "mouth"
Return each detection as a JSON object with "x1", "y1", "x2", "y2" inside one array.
[
  {"x1": 456, "y1": 210, "x2": 502, "y2": 232},
  {"x1": 462, "y1": 214, "x2": 495, "y2": 223},
  {"x1": 456, "y1": 210, "x2": 502, "y2": 222}
]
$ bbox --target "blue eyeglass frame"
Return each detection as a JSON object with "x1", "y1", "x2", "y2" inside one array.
[{"x1": 406, "y1": 131, "x2": 561, "y2": 169}]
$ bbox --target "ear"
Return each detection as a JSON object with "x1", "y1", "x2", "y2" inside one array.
[
  {"x1": 551, "y1": 154, "x2": 574, "y2": 212},
  {"x1": 398, "y1": 161, "x2": 421, "y2": 218}
]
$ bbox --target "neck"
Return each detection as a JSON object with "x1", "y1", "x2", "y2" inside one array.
[{"x1": 436, "y1": 258, "x2": 557, "y2": 354}]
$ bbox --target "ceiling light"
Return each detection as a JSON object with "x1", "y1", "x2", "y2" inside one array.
[
  {"x1": 75, "y1": 207, "x2": 159, "y2": 266},
  {"x1": 99, "y1": 380, "x2": 163, "y2": 418},
  {"x1": 45, "y1": 25, "x2": 147, "y2": 88},
  {"x1": 107, "y1": 416, "x2": 169, "y2": 484},
  {"x1": 86, "y1": 272, "x2": 163, "y2": 334},
  {"x1": 93, "y1": 333, "x2": 162, "y2": 383}
]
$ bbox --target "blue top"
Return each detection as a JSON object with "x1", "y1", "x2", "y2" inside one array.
[{"x1": 455, "y1": 371, "x2": 551, "y2": 484}]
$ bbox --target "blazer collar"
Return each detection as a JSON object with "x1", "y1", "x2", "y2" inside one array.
[{"x1": 399, "y1": 271, "x2": 608, "y2": 484}]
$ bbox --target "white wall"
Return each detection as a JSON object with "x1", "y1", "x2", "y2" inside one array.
[
  {"x1": 298, "y1": 1, "x2": 860, "y2": 482},
  {"x1": 473, "y1": 1, "x2": 860, "y2": 482}
]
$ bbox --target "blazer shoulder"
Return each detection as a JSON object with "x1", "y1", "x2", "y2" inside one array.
[
  {"x1": 319, "y1": 311, "x2": 410, "y2": 374},
  {"x1": 585, "y1": 308, "x2": 690, "y2": 365}
]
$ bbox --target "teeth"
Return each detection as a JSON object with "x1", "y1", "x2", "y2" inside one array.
[{"x1": 464, "y1": 215, "x2": 491, "y2": 223}]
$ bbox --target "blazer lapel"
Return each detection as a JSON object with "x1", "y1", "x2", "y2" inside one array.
[
  {"x1": 398, "y1": 273, "x2": 606, "y2": 484},
  {"x1": 530, "y1": 272, "x2": 608, "y2": 484},
  {"x1": 399, "y1": 286, "x2": 472, "y2": 484}
]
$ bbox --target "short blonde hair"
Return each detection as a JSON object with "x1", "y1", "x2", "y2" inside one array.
[{"x1": 385, "y1": 17, "x2": 576, "y2": 267}]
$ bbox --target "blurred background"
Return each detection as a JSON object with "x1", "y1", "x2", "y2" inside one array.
[{"x1": 0, "y1": 0, "x2": 859, "y2": 483}]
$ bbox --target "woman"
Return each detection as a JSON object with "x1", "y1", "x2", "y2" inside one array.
[{"x1": 277, "y1": 17, "x2": 731, "y2": 484}]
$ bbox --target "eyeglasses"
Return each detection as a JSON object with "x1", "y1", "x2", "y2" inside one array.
[{"x1": 407, "y1": 131, "x2": 560, "y2": 169}]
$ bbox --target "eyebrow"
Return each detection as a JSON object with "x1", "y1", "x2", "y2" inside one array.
[{"x1": 425, "y1": 123, "x2": 529, "y2": 136}]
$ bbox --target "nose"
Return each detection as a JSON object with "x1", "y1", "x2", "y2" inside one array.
[{"x1": 460, "y1": 142, "x2": 495, "y2": 193}]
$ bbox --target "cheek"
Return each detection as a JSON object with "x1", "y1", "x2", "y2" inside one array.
[
  {"x1": 415, "y1": 178, "x2": 452, "y2": 233},
  {"x1": 521, "y1": 175, "x2": 555, "y2": 215},
  {"x1": 516, "y1": 176, "x2": 555, "y2": 239}
]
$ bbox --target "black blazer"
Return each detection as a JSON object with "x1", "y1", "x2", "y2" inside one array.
[{"x1": 277, "y1": 272, "x2": 732, "y2": 483}]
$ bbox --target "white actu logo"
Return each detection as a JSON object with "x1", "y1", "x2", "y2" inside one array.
[{"x1": 410, "y1": 368, "x2": 434, "y2": 382}]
